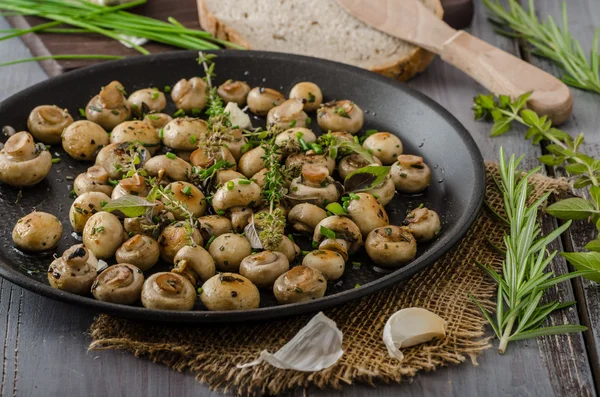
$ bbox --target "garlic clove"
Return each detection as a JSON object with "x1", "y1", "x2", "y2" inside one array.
[
  {"x1": 238, "y1": 312, "x2": 343, "y2": 371},
  {"x1": 382, "y1": 307, "x2": 447, "y2": 362},
  {"x1": 225, "y1": 102, "x2": 252, "y2": 130}
]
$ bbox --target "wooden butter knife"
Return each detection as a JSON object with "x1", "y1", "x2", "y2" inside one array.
[{"x1": 336, "y1": 0, "x2": 573, "y2": 124}]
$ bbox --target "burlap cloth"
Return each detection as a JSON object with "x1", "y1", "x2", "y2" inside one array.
[{"x1": 89, "y1": 162, "x2": 569, "y2": 396}]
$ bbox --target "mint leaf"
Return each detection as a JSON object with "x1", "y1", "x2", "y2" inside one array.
[
  {"x1": 491, "y1": 118, "x2": 512, "y2": 137},
  {"x1": 591, "y1": 186, "x2": 600, "y2": 205},
  {"x1": 546, "y1": 198, "x2": 596, "y2": 220},
  {"x1": 102, "y1": 195, "x2": 155, "y2": 217},
  {"x1": 344, "y1": 165, "x2": 391, "y2": 193},
  {"x1": 585, "y1": 238, "x2": 600, "y2": 252},
  {"x1": 565, "y1": 163, "x2": 588, "y2": 175},
  {"x1": 562, "y1": 252, "x2": 600, "y2": 282},
  {"x1": 520, "y1": 109, "x2": 540, "y2": 126}
]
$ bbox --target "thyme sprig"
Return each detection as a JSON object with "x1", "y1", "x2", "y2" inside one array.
[{"x1": 470, "y1": 148, "x2": 588, "y2": 354}]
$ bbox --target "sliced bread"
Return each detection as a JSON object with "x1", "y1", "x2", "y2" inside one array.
[{"x1": 197, "y1": 0, "x2": 443, "y2": 81}]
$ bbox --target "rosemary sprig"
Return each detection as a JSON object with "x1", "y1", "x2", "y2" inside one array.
[
  {"x1": 470, "y1": 148, "x2": 588, "y2": 354},
  {"x1": 482, "y1": 0, "x2": 600, "y2": 93}
]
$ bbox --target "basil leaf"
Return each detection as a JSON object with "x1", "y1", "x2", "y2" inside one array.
[
  {"x1": 344, "y1": 165, "x2": 390, "y2": 193},
  {"x1": 320, "y1": 225, "x2": 337, "y2": 240},
  {"x1": 102, "y1": 195, "x2": 156, "y2": 217},
  {"x1": 585, "y1": 238, "x2": 600, "y2": 252},
  {"x1": 545, "y1": 198, "x2": 596, "y2": 220},
  {"x1": 561, "y1": 252, "x2": 600, "y2": 282},
  {"x1": 590, "y1": 186, "x2": 600, "y2": 205},
  {"x1": 326, "y1": 202, "x2": 347, "y2": 215},
  {"x1": 336, "y1": 139, "x2": 375, "y2": 163}
]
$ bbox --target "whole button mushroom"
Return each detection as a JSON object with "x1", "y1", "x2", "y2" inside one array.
[
  {"x1": 69, "y1": 191, "x2": 111, "y2": 233},
  {"x1": 0, "y1": 131, "x2": 52, "y2": 187},
  {"x1": 237, "y1": 146, "x2": 267, "y2": 178},
  {"x1": 217, "y1": 80, "x2": 251, "y2": 106},
  {"x1": 362, "y1": 132, "x2": 403, "y2": 165},
  {"x1": 190, "y1": 146, "x2": 236, "y2": 170},
  {"x1": 164, "y1": 181, "x2": 206, "y2": 219},
  {"x1": 289, "y1": 82, "x2": 323, "y2": 112},
  {"x1": 115, "y1": 234, "x2": 160, "y2": 271},
  {"x1": 13, "y1": 211, "x2": 63, "y2": 251},
  {"x1": 345, "y1": 192, "x2": 390, "y2": 236},
  {"x1": 85, "y1": 81, "x2": 131, "y2": 130},
  {"x1": 143, "y1": 113, "x2": 172, "y2": 132},
  {"x1": 27, "y1": 105, "x2": 73, "y2": 144},
  {"x1": 223, "y1": 128, "x2": 247, "y2": 161},
  {"x1": 214, "y1": 169, "x2": 246, "y2": 186},
  {"x1": 73, "y1": 165, "x2": 114, "y2": 196},
  {"x1": 62, "y1": 120, "x2": 109, "y2": 161},
  {"x1": 171, "y1": 77, "x2": 208, "y2": 112},
  {"x1": 208, "y1": 233, "x2": 252, "y2": 272},
  {"x1": 273, "y1": 265, "x2": 327, "y2": 304},
  {"x1": 228, "y1": 206, "x2": 253, "y2": 232},
  {"x1": 174, "y1": 245, "x2": 215, "y2": 282},
  {"x1": 111, "y1": 173, "x2": 148, "y2": 200},
  {"x1": 211, "y1": 178, "x2": 261, "y2": 212},
  {"x1": 158, "y1": 221, "x2": 202, "y2": 264},
  {"x1": 288, "y1": 203, "x2": 327, "y2": 234},
  {"x1": 82, "y1": 211, "x2": 125, "y2": 259},
  {"x1": 162, "y1": 117, "x2": 209, "y2": 151},
  {"x1": 274, "y1": 235, "x2": 301, "y2": 262},
  {"x1": 365, "y1": 226, "x2": 417, "y2": 268},
  {"x1": 317, "y1": 100, "x2": 364, "y2": 135},
  {"x1": 275, "y1": 128, "x2": 317, "y2": 156},
  {"x1": 365, "y1": 173, "x2": 396, "y2": 206},
  {"x1": 95, "y1": 142, "x2": 151, "y2": 180},
  {"x1": 285, "y1": 152, "x2": 335, "y2": 175},
  {"x1": 246, "y1": 87, "x2": 285, "y2": 116},
  {"x1": 143, "y1": 154, "x2": 192, "y2": 182},
  {"x1": 313, "y1": 216, "x2": 362, "y2": 255},
  {"x1": 239, "y1": 251, "x2": 290, "y2": 288},
  {"x1": 47, "y1": 244, "x2": 98, "y2": 295},
  {"x1": 110, "y1": 120, "x2": 161, "y2": 155},
  {"x1": 390, "y1": 155, "x2": 432, "y2": 194},
  {"x1": 200, "y1": 273, "x2": 260, "y2": 311},
  {"x1": 91, "y1": 264, "x2": 145, "y2": 305},
  {"x1": 404, "y1": 207, "x2": 441, "y2": 242},
  {"x1": 141, "y1": 272, "x2": 196, "y2": 311},
  {"x1": 128, "y1": 88, "x2": 167, "y2": 116},
  {"x1": 266, "y1": 99, "x2": 308, "y2": 130},
  {"x1": 302, "y1": 249, "x2": 345, "y2": 280},
  {"x1": 337, "y1": 153, "x2": 382, "y2": 180},
  {"x1": 251, "y1": 168, "x2": 268, "y2": 188},
  {"x1": 198, "y1": 215, "x2": 232, "y2": 241},
  {"x1": 287, "y1": 165, "x2": 339, "y2": 208}
]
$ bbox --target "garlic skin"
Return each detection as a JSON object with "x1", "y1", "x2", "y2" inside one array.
[
  {"x1": 382, "y1": 308, "x2": 447, "y2": 362},
  {"x1": 238, "y1": 312, "x2": 343, "y2": 371}
]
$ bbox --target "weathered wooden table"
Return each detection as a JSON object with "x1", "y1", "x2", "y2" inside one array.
[{"x1": 1, "y1": 1, "x2": 599, "y2": 396}]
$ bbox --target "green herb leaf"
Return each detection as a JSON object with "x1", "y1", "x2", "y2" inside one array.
[
  {"x1": 102, "y1": 195, "x2": 156, "y2": 217},
  {"x1": 584, "y1": 238, "x2": 600, "y2": 252},
  {"x1": 326, "y1": 202, "x2": 347, "y2": 215},
  {"x1": 562, "y1": 252, "x2": 600, "y2": 282},
  {"x1": 344, "y1": 165, "x2": 390, "y2": 193},
  {"x1": 320, "y1": 225, "x2": 337, "y2": 240},
  {"x1": 546, "y1": 198, "x2": 596, "y2": 220}
]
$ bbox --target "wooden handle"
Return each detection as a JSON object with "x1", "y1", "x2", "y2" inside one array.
[{"x1": 440, "y1": 31, "x2": 573, "y2": 125}]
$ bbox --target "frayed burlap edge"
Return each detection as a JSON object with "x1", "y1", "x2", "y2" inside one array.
[{"x1": 89, "y1": 162, "x2": 569, "y2": 396}]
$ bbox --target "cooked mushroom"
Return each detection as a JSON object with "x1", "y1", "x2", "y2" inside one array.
[
  {"x1": 47, "y1": 244, "x2": 98, "y2": 294},
  {"x1": 289, "y1": 82, "x2": 323, "y2": 112},
  {"x1": 198, "y1": 215, "x2": 233, "y2": 240},
  {"x1": 143, "y1": 113, "x2": 172, "y2": 131},
  {"x1": 266, "y1": 99, "x2": 308, "y2": 130},
  {"x1": 302, "y1": 249, "x2": 345, "y2": 280},
  {"x1": 217, "y1": 80, "x2": 251, "y2": 106},
  {"x1": 246, "y1": 87, "x2": 285, "y2": 116},
  {"x1": 274, "y1": 127, "x2": 317, "y2": 156},
  {"x1": 317, "y1": 100, "x2": 364, "y2": 135},
  {"x1": 228, "y1": 206, "x2": 253, "y2": 232},
  {"x1": 313, "y1": 216, "x2": 362, "y2": 255},
  {"x1": 85, "y1": 81, "x2": 131, "y2": 130},
  {"x1": 95, "y1": 142, "x2": 151, "y2": 180},
  {"x1": 162, "y1": 117, "x2": 209, "y2": 151},
  {"x1": 74, "y1": 165, "x2": 114, "y2": 196},
  {"x1": 288, "y1": 203, "x2": 328, "y2": 234},
  {"x1": 251, "y1": 168, "x2": 267, "y2": 188},
  {"x1": 337, "y1": 153, "x2": 382, "y2": 180},
  {"x1": 69, "y1": 191, "x2": 111, "y2": 233},
  {"x1": 390, "y1": 155, "x2": 432, "y2": 193},
  {"x1": 273, "y1": 265, "x2": 327, "y2": 304},
  {"x1": 287, "y1": 165, "x2": 339, "y2": 208},
  {"x1": 13, "y1": 211, "x2": 63, "y2": 251},
  {"x1": 365, "y1": 226, "x2": 417, "y2": 268},
  {"x1": 164, "y1": 181, "x2": 207, "y2": 219},
  {"x1": 316, "y1": 238, "x2": 350, "y2": 262},
  {"x1": 286, "y1": 151, "x2": 335, "y2": 175},
  {"x1": 214, "y1": 169, "x2": 246, "y2": 185},
  {"x1": 141, "y1": 272, "x2": 196, "y2": 311},
  {"x1": 110, "y1": 120, "x2": 160, "y2": 154},
  {"x1": 171, "y1": 77, "x2": 208, "y2": 112},
  {"x1": 208, "y1": 233, "x2": 252, "y2": 272},
  {"x1": 115, "y1": 234, "x2": 161, "y2": 271},
  {"x1": 404, "y1": 207, "x2": 441, "y2": 242},
  {"x1": 200, "y1": 273, "x2": 260, "y2": 311},
  {"x1": 82, "y1": 211, "x2": 125, "y2": 259},
  {"x1": 157, "y1": 221, "x2": 202, "y2": 264},
  {"x1": 189, "y1": 146, "x2": 236, "y2": 171},
  {"x1": 366, "y1": 174, "x2": 396, "y2": 206},
  {"x1": 223, "y1": 127, "x2": 248, "y2": 161},
  {"x1": 111, "y1": 173, "x2": 148, "y2": 200},
  {"x1": 27, "y1": 105, "x2": 73, "y2": 144},
  {"x1": 237, "y1": 146, "x2": 266, "y2": 178},
  {"x1": 128, "y1": 88, "x2": 167, "y2": 116},
  {"x1": 345, "y1": 192, "x2": 389, "y2": 236},
  {"x1": 274, "y1": 235, "x2": 301, "y2": 262},
  {"x1": 212, "y1": 178, "x2": 261, "y2": 212},
  {"x1": 174, "y1": 245, "x2": 215, "y2": 282},
  {"x1": 62, "y1": 120, "x2": 109, "y2": 161},
  {"x1": 362, "y1": 132, "x2": 403, "y2": 165},
  {"x1": 239, "y1": 251, "x2": 290, "y2": 288},
  {"x1": 0, "y1": 131, "x2": 52, "y2": 186},
  {"x1": 91, "y1": 264, "x2": 144, "y2": 304},
  {"x1": 143, "y1": 154, "x2": 192, "y2": 181}
]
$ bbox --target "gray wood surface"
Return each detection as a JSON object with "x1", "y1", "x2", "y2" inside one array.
[{"x1": 0, "y1": 1, "x2": 598, "y2": 396}]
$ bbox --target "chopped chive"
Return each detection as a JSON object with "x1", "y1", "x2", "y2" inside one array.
[
  {"x1": 191, "y1": 108, "x2": 202, "y2": 116},
  {"x1": 354, "y1": 283, "x2": 361, "y2": 288},
  {"x1": 238, "y1": 179, "x2": 251, "y2": 185},
  {"x1": 151, "y1": 92, "x2": 159, "y2": 100},
  {"x1": 307, "y1": 92, "x2": 316, "y2": 103},
  {"x1": 51, "y1": 158, "x2": 61, "y2": 164},
  {"x1": 289, "y1": 119, "x2": 297, "y2": 128},
  {"x1": 173, "y1": 109, "x2": 185, "y2": 118},
  {"x1": 164, "y1": 85, "x2": 172, "y2": 93},
  {"x1": 100, "y1": 201, "x2": 108, "y2": 207},
  {"x1": 305, "y1": 116, "x2": 312, "y2": 124},
  {"x1": 352, "y1": 261, "x2": 361, "y2": 267},
  {"x1": 190, "y1": 135, "x2": 197, "y2": 144},
  {"x1": 326, "y1": 202, "x2": 347, "y2": 215},
  {"x1": 108, "y1": 179, "x2": 119, "y2": 186},
  {"x1": 216, "y1": 209, "x2": 225, "y2": 215},
  {"x1": 309, "y1": 143, "x2": 323, "y2": 154},
  {"x1": 226, "y1": 181, "x2": 235, "y2": 190},
  {"x1": 78, "y1": 108, "x2": 86, "y2": 117},
  {"x1": 165, "y1": 152, "x2": 176, "y2": 159},
  {"x1": 182, "y1": 185, "x2": 192, "y2": 195},
  {"x1": 287, "y1": 233, "x2": 295, "y2": 242},
  {"x1": 159, "y1": 128, "x2": 164, "y2": 139}
]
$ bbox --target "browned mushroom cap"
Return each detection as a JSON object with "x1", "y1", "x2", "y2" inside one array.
[
  {"x1": 197, "y1": 215, "x2": 232, "y2": 241},
  {"x1": 208, "y1": 233, "x2": 252, "y2": 272},
  {"x1": 143, "y1": 113, "x2": 173, "y2": 131},
  {"x1": 313, "y1": 216, "x2": 362, "y2": 255},
  {"x1": 171, "y1": 77, "x2": 208, "y2": 112},
  {"x1": 390, "y1": 155, "x2": 432, "y2": 194},
  {"x1": 317, "y1": 100, "x2": 364, "y2": 135},
  {"x1": 164, "y1": 181, "x2": 207, "y2": 219},
  {"x1": 338, "y1": 153, "x2": 382, "y2": 180},
  {"x1": 95, "y1": 142, "x2": 151, "y2": 180},
  {"x1": 289, "y1": 82, "x2": 323, "y2": 112},
  {"x1": 200, "y1": 273, "x2": 260, "y2": 311},
  {"x1": 110, "y1": 120, "x2": 160, "y2": 154},
  {"x1": 214, "y1": 169, "x2": 246, "y2": 186},
  {"x1": 27, "y1": 105, "x2": 73, "y2": 144},
  {"x1": 141, "y1": 272, "x2": 196, "y2": 311},
  {"x1": 239, "y1": 251, "x2": 290, "y2": 288},
  {"x1": 190, "y1": 146, "x2": 237, "y2": 170},
  {"x1": 111, "y1": 173, "x2": 148, "y2": 200},
  {"x1": 246, "y1": 87, "x2": 285, "y2": 116},
  {"x1": 85, "y1": 81, "x2": 131, "y2": 130},
  {"x1": 404, "y1": 207, "x2": 441, "y2": 242},
  {"x1": 69, "y1": 191, "x2": 111, "y2": 233},
  {"x1": 143, "y1": 154, "x2": 192, "y2": 182},
  {"x1": 274, "y1": 128, "x2": 317, "y2": 156},
  {"x1": 285, "y1": 152, "x2": 335, "y2": 175},
  {"x1": 91, "y1": 264, "x2": 144, "y2": 304},
  {"x1": 302, "y1": 249, "x2": 345, "y2": 280},
  {"x1": 211, "y1": 178, "x2": 261, "y2": 212},
  {"x1": 228, "y1": 206, "x2": 253, "y2": 232},
  {"x1": 365, "y1": 173, "x2": 396, "y2": 206},
  {"x1": 345, "y1": 192, "x2": 389, "y2": 236},
  {"x1": 287, "y1": 166, "x2": 339, "y2": 208},
  {"x1": 128, "y1": 88, "x2": 167, "y2": 116},
  {"x1": 82, "y1": 211, "x2": 125, "y2": 259},
  {"x1": 48, "y1": 244, "x2": 98, "y2": 295},
  {"x1": 266, "y1": 99, "x2": 308, "y2": 130},
  {"x1": 157, "y1": 221, "x2": 202, "y2": 264},
  {"x1": 365, "y1": 226, "x2": 417, "y2": 268},
  {"x1": 13, "y1": 211, "x2": 63, "y2": 252},
  {"x1": 273, "y1": 266, "x2": 327, "y2": 304},
  {"x1": 217, "y1": 80, "x2": 251, "y2": 106},
  {"x1": 162, "y1": 117, "x2": 209, "y2": 151},
  {"x1": 62, "y1": 120, "x2": 109, "y2": 161},
  {"x1": 274, "y1": 235, "x2": 301, "y2": 262},
  {"x1": 74, "y1": 165, "x2": 114, "y2": 196},
  {"x1": 115, "y1": 234, "x2": 160, "y2": 271},
  {"x1": 174, "y1": 245, "x2": 215, "y2": 282},
  {"x1": 0, "y1": 131, "x2": 52, "y2": 187},
  {"x1": 362, "y1": 132, "x2": 403, "y2": 165},
  {"x1": 288, "y1": 203, "x2": 328, "y2": 234}
]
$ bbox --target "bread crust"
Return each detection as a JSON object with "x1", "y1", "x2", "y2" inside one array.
[{"x1": 197, "y1": 0, "x2": 443, "y2": 82}]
